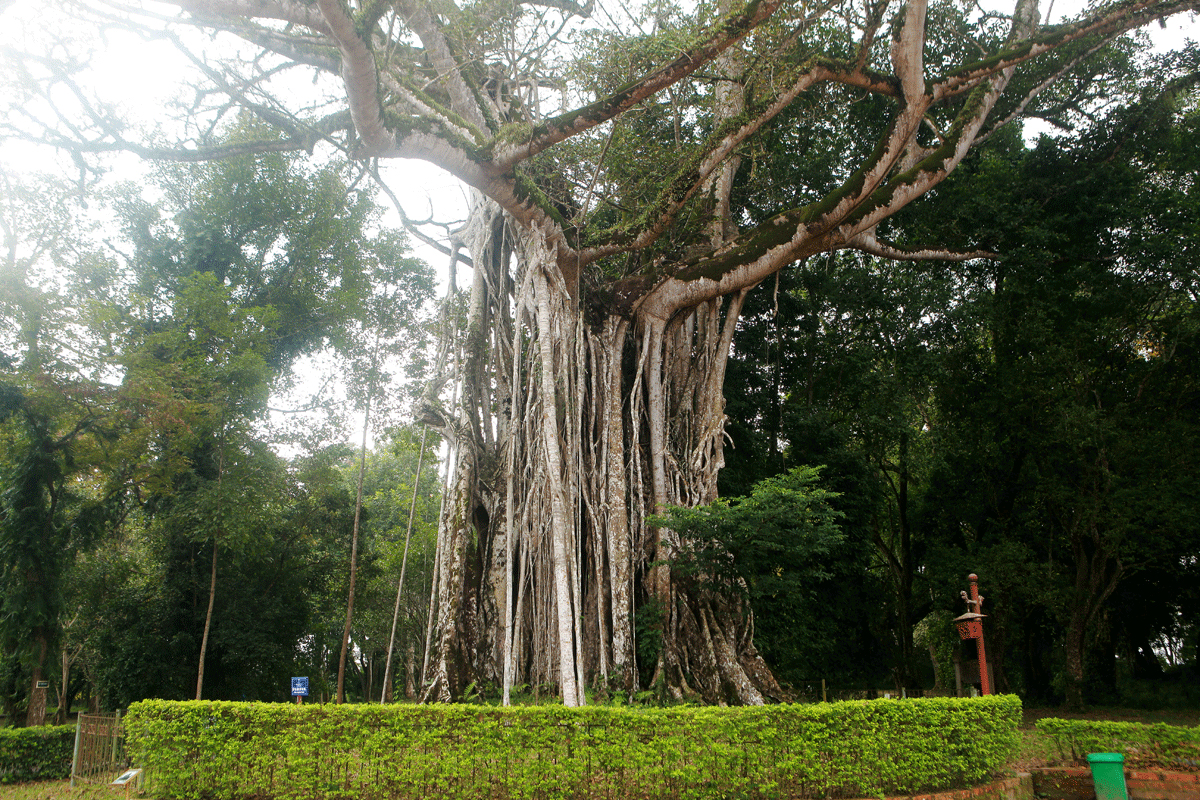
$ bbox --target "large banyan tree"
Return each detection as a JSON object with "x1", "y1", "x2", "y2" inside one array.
[{"x1": 14, "y1": 0, "x2": 1196, "y2": 704}]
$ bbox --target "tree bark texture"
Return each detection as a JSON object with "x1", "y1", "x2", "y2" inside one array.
[
  {"x1": 25, "y1": 635, "x2": 48, "y2": 727},
  {"x1": 1062, "y1": 518, "x2": 1124, "y2": 709},
  {"x1": 415, "y1": 194, "x2": 786, "y2": 703}
]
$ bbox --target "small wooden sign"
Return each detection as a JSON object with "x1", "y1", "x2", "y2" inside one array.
[
  {"x1": 112, "y1": 768, "x2": 142, "y2": 786},
  {"x1": 35, "y1": 680, "x2": 49, "y2": 689}
]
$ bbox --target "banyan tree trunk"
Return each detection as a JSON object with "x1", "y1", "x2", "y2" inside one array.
[{"x1": 420, "y1": 192, "x2": 783, "y2": 706}]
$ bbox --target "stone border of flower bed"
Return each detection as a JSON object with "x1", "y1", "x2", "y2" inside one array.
[
  {"x1": 1030, "y1": 765, "x2": 1199, "y2": 800},
  {"x1": 847, "y1": 773, "x2": 1033, "y2": 800}
]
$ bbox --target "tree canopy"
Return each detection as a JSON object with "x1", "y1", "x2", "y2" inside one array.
[
  {"x1": 0, "y1": 144, "x2": 437, "y2": 719},
  {"x1": 1, "y1": 0, "x2": 1197, "y2": 709}
]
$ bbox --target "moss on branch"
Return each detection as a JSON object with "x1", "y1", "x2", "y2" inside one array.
[
  {"x1": 380, "y1": 108, "x2": 489, "y2": 159},
  {"x1": 388, "y1": 74, "x2": 488, "y2": 144}
]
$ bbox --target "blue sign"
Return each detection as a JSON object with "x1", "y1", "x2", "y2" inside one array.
[{"x1": 291, "y1": 677, "x2": 309, "y2": 696}]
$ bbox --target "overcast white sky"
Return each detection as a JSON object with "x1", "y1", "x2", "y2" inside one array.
[{"x1": 0, "y1": 0, "x2": 471, "y2": 282}]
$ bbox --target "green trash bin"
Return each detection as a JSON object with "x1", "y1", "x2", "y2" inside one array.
[{"x1": 1087, "y1": 752, "x2": 1128, "y2": 800}]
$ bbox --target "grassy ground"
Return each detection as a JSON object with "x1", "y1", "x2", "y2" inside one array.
[{"x1": 0, "y1": 781, "x2": 127, "y2": 800}]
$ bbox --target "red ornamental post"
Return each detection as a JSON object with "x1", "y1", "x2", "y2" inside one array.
[{"x1": 964, "y1": 573, "x2": 990, "y2": 696}]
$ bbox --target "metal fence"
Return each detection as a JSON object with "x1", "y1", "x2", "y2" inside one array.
[{"x1": 70, "y1": 711, "x2": 129, "y2": 787}]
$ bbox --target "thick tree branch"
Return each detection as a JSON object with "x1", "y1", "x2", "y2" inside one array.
[
  {"x1": 891, "y1": 0, "x2": 928, "y2": 104},
  {"x1": 493, "y1": 0, "x2": 785, "y2": 168},
  {"x1": 314, "y1": 0, "x2": 395, "y2": 155},
  {"x1": 175, "y1": 0, "x2": 331, "y2": 33},
  {"x1": 975, "y1": 36, "x2": 1114, "y2": 142},
  {"x1": 377, "y1": 74, "x2": 484, "y2": 145},
  {"x1": 932, "y1": 0, "x2": 1200, "y2": 100},
  {"x1": 193, "y1": 18, "x2": 342, "y2": 72},
  {"x1": 847, "y1": 229, "x2": 999, "y2": 262},
  {"x1": 634, "y1": 67, "x2": 1009, "y2": 317},
  {"x1": 581, "y1": 68, "x2": 829, "y2": 265},
  {"x1": 394, "y1": 0, "x2": 491, "y2": 134},
  {"x1": 525, "y1": 0, "x2": 593, "y2": 15},
  {"x1": 854, "y1": 0, "x2": 889, "y2": 75},
  {"x1": 821, "y1": 61, "x2": 901, "y2": 96}
]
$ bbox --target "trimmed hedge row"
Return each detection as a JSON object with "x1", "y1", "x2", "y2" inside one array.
[
  {"x1": 1035, "y1": 717, "x2": 1200, "y2": 770},
  {"x1": 0, "y1": 724, "x2": 75, "y2": 784},
  {"x1": 126, "y1": 695, "x2": 1021, "y2": 800}
]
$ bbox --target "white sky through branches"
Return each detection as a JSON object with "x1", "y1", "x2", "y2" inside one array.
[{"x1": 0, "y1": 0, "x2": 1194, "y2": 452}]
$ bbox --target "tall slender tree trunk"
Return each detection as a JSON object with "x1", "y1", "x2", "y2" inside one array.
[
  {"x1": 381, "y1": 426, "x2": 428, "y2": 702},
  {"x1": 194, "y1": 540, "x2": 219, "y2": 700},
  {"x1": 338, "y1": 390, "x2": 373, "y2": 704},
  {"x1": 502, "y1": 321, "x2": 523, "y2": 706},
  {"x1": 592, "y1": 317, "x2": 634, "y2": 693},
  {"x1": 195, "y1": 421, "x2": 227, "y2": 701},
  {"x1": 893, "y1": 430, "x2": 922, "y2": 696},
  {"x1": 1063, "y1": 519, "x2": 1123, "y2": 709},
  {"x1": 57, "y1": 645, "x2": 70, "y2": 725},
  {"x1": 535, "y1": 267, "x2": 583, "y2": 707}
]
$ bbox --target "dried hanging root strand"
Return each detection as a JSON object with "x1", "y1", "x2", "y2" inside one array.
[{"x1": 424, "y1": 191, "x2": 782, "y2": 704}]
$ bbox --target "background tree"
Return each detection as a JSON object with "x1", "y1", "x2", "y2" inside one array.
[
  {"x1": 0, "y1": 170, "x2": 128, "y2": 724},
  {"x1": 721, "y1": 55, "x2": 1200, "y2": 704},
  {"x1": 917, "y1": 71, "x2": 1200, "y2": 707},
  {"x1": 0, "y1": 140, "x2": 436, "y2": 711},
  {"x1": 328, "y1": 428, "x2": 441, "y2": 702},
  {"x1": 723, "y1": 254, "x2": 950, "y2": 695},
  {"x1": 334, "y1": 242, "x2": 434, "y2": 703}
]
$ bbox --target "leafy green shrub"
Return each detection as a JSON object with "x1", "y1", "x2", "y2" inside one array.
[
  {"x1": 127, "y1": 695, "x2": 1020, "y2": 800},
  {"x1": 1035, "y1": 718, "x2": 1200, "y2": 770},
  {"x1": 0, "y1": 724, "x2": 75, "y2": 784}
]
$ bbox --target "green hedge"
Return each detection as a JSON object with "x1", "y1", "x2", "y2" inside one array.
[
  {"x1": 126, "y1": 695, "x2": 1020, "y2": 800},
  {"x1": 0, "y1": 724, "x2": 76, "y2": 784},
  {"x1": 1035, "y1": 718, "x2": 1200, "y2": 770}
]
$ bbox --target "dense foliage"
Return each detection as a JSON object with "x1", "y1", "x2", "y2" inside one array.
[
  {"x1": 722, "y1": 57, "x2": 1200, "y2": 706},
  {"x1": 126, "y1": 696, "x2": 1021, "y2": 800},
  {"x1": 1035, "y1": 718, "x2": 1200, "y2": 769},
  {"x1": 0, "y1": 146, "x2": 438, "y2": 719},
  {"x1": 0, "y1": 725, "x2": 74, "y2": 783}
]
